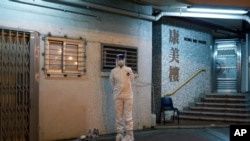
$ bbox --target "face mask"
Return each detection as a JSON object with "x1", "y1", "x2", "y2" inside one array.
[{"x1": 118, "y1": 60, "x2": 124, "y2": 67}]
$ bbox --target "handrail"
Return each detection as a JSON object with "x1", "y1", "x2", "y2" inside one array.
[{"x1": 164, "y1": 68, "x2": 206, "y2": 97}]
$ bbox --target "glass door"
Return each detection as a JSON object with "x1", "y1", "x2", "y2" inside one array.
[{"x1": 213, "y1": 39, "x2": 241, "y2": 93}]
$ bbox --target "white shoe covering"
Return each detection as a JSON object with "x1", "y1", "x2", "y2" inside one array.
[
  {"x1": 122, "y1": 135, "x2": 134, "y2": 141},
  {"x1": 123, "y1": 130, "x2": 134, "y2": 141},
  {"x1": 116, "y1": 133, "x2": 123, "y2": 141}
]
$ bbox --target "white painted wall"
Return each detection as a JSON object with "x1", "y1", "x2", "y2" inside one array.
[{"x1": 0, "y1": 1, "x2": 152, "y2": 140}]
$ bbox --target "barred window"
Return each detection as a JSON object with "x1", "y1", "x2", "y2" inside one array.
[
  {"x1": 44, "y1": 36, "x2": 86, "y2": 77},
  {"x1": 102, "y1": 44, "x2": 138, "y2": 72}
]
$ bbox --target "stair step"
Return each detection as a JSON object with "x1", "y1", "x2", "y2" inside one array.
[
  {"x1": 196, "y1": 102, "x2": 250, "y2": 108},
  {"x1": 201, "y1": 97, "x2": 249, "y2": 103},
  {"x1": 180, "y1": 93, "x2": 250, "y2": 124},
  {"x1": 206, "y1": 94, "x2": 250, "y2": 98},
  {"x1": 179, "y1": 115, "x2": 250, "y2": 123},
  {"x1": 180, "y1": 111, "x2": 250, "y2": 118},
  {"x1": 189, "y1": 106, "x2": 250, "y2": 113}
]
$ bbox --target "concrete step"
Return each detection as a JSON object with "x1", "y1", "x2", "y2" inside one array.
[
  {"x1": 179, "y1": 115, "x2": 250, "y2": 123},
  {"x1": 189, "y1": 106, "x2": 250, "y2": 113},
  {"x1": 195, "y1": 102, "x2": 250, "y2": 108},
  {"x1": 206, "y1": 94, "x2": 250, "y2": 99},
  {"x1": 180, "y1": 93, "x2": 250, "y2": 124},
  {"x1": 180, "y1": 110, "x2": 250, "y2": 118},
  {"x1": 201, "y1": 97, "x2": 250, "y2": 103}
]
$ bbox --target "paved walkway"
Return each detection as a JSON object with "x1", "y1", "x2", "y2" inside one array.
[
  {"x1": 93, "y1": 127, "x2": 229, "y2": 141},
  {"x1": 93, "y1": 121, "x2": 230, "y2": 141},
  {"x1": 66, "y1": 121, "x2": 231, "y2": 141}
]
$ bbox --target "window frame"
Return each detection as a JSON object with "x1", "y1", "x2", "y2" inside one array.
[{"x1": 44, "y1": 36, "x2": 86, "y2": 77}]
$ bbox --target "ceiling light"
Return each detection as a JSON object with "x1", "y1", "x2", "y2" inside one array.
[
  {"x1": 217, "y1": 44, "x2": 236, "y2": 48},
  {"x1": 187, "y1": 7, "x2": 248, "y2": 14}
]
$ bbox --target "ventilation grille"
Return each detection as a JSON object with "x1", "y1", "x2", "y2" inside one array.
[{"x1": 102, "y1": 45, "x2": 138, "y2": 72}]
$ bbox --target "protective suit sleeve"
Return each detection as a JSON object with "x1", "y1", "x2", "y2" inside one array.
[
  {"x1": 109, "y1": 70, "x2": 115, "y2": 89},
  {"x1": 128, "y1": 67, "x2": 135, "y2": 82}
]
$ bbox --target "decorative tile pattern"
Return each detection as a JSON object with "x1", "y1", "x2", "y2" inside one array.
[{"x1": 153, "y1": 18, "x2": 212, "y2": 119}]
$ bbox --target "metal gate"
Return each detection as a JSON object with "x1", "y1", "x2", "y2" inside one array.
[
  {"x1": 0, "y1": 28, "x2": 39, "y2": 141},
  {"x1": 213, "y1": 39, "x2": 241, "y2": 93}
]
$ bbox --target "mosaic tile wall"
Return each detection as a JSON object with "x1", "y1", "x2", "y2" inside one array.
[{"x1": 153, "y1": 17, "x2": 213, "y2": 121}]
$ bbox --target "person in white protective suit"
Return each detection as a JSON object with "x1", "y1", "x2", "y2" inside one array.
[{"x1": 109, "y1": 54, "x2": 135, "y2": 141}]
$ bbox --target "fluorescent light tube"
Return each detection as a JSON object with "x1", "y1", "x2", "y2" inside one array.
[
  {"x1": 217, "y1": 44, "x2": 236, "y2": 48},
  {"x1": 187, "y1": 7, "x2": 248, "y2": 14}
]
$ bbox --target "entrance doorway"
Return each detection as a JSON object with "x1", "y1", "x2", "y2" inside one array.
[
  {"x1": 0, "y1": 28, "x2": 39, "y2": 141},
  {"x1": 213, "y1": 39, "x2": 241, "y2": 93}
]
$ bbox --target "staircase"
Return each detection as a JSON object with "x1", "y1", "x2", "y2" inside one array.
[{"x1": 179, "y1": 93, "x2": 250, "y2": 124}]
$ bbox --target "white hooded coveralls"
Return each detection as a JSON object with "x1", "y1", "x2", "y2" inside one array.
[{"x1": 110, "y1": 65, "x2": 135, "y2": 133}]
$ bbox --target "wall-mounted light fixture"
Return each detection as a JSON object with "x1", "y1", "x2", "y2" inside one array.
[{"x1": 187, "y1": 7, "x2": 248, "y2": 14}]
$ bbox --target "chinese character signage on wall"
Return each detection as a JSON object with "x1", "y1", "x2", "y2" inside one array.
[{"x1": 169, "y1": 29, "x2": 180, "y2": 82}]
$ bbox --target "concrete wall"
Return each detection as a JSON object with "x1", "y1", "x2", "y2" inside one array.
[
  {"x1": 153, "y1": 17, "x2": 213, "y2": 120},
  {"x1": 0, "y1": 1, "x2": 152, "y2": 140}
]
